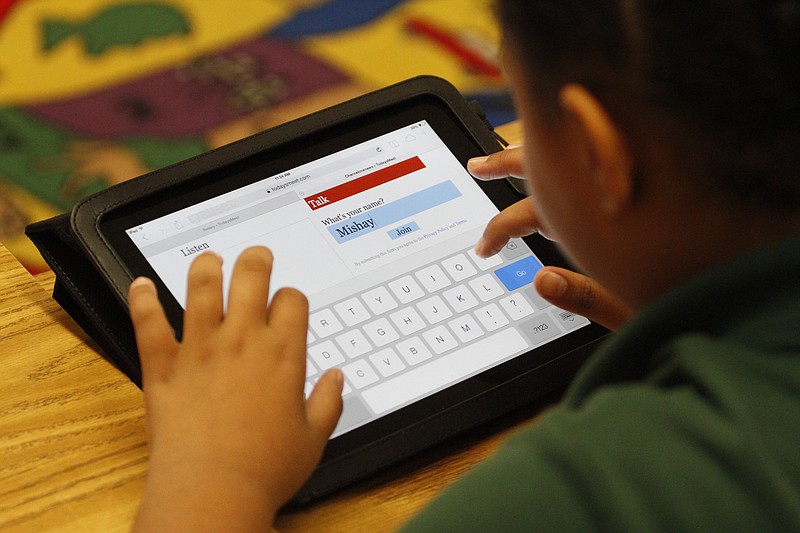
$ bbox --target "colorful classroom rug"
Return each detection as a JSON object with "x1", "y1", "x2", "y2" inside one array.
[{"x1": 0, "y1": 0, "x2": 512, "y2": 273}]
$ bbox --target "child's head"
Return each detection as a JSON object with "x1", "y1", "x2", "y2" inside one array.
[{"x1": 495, "y1": 0, "x2": 800, "y2": 307}]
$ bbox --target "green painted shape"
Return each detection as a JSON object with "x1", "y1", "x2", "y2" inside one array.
[
  {"x1": 0, "y1": 107, "x2": 84, "y2": 211},
  {"x1": 0, "y1": 108, "x2": 208, "y2": 213},
  {"x1": 42, "y1": 2, "x2": 191, "y2": 56},
  {"x1": 123, "y1": 136, "x2": 207, "y2": 171}
]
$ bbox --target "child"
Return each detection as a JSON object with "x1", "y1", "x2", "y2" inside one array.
[{"x1": 130, "y1": 0, "x2": 800, "y2": 530}]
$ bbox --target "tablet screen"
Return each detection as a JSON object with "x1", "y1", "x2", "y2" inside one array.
[{"x1": 122, "y1": 119, "x2": 590, "y2": 437}]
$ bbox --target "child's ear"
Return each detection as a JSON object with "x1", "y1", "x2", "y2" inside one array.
[{"x1": 559, "y1": 84, "x2": 634, "y2": 215}]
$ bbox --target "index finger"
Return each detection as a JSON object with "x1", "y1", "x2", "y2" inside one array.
[
  {"x1": 475, "y1": 197, "x2": 540, "y2": 257},
  {"x1": 467, "y1": 145, "x2": 526, "y2": 181}
]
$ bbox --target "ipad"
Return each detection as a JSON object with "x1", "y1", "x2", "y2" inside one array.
[{"x1": 84, "y1": 77, "x2": 607, "y2": 502}]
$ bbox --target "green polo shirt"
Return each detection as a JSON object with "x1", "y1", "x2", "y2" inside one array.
[{"x1": 403, "y1": 237, "x2": 800, "y2": 531}]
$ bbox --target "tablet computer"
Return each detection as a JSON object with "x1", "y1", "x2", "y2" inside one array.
[{"x1": 66, "y1": 76, "x2": 607, "y2": 502}]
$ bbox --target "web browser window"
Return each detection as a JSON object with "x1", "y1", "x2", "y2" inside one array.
[{"x1": 128, "y1": 121, "x2": 496, "y2": 306}]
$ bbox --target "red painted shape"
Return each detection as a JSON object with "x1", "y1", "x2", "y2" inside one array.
[
  {"x1": 0, "y1": 0, "x2": 23, "y2": 23},
  {"x1": 405, "y1": 17, "x2": 502, "y2": 79}
]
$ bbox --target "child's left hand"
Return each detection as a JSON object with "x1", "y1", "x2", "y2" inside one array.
[{"x1": 129, "y1": 247, "x2": 343, "y2": 532}]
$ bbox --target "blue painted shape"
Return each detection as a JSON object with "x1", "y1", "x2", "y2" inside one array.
[
  {"x1": 494, "y1": 256, "x2": 542, "y2": 291},
  {"x1": 269, "y1": 0, "x2": 404, "y2": 39},
  {"x1": 388, "y1": 221, "x2": 419, "y2": 240},
  {"x1": 328, "y1": 181, "x2": 461, "y2": 243}
]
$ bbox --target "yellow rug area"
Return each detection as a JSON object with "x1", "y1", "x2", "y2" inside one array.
[{"x1": 0, "y1": 0, "x2": 510, "y2": 272}]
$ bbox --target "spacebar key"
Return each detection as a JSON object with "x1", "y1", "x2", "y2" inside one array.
[{"x1": 361, "y1": 328, "x2": 528, "y2": 414}]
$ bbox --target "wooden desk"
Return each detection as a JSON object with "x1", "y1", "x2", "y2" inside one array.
[{"x1": 0, "y1": 122, "x2": 541, "y2": 532}]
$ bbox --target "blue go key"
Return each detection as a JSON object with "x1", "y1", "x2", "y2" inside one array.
[{"x1": 494, "y1": 256, "x2": 543, "y2": 291}]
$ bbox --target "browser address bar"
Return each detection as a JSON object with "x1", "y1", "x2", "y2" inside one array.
[{"x1": 186, "y1": 146, "x2": 384, "y2": 225}]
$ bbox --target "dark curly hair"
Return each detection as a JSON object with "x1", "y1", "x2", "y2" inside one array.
[{"x1": 497, "y1": 0, "x2": 800, "y2": 209}]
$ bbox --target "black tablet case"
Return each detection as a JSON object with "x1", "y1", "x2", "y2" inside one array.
[{"x1": 25, "y1": 76, "x2": 599, "y2": 503}]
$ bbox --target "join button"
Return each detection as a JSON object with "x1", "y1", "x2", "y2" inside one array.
[{"x1": 388, "y1": 221, "x2": 420, "y2": 240}]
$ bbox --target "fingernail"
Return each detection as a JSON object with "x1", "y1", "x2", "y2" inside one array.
[
  {"x1": 537, "y1": 271, "x2": 568, "y2": 298},
  {"x1": 131, "y1": 276, "x2": 153, "y2": 289},
  {"x1": 474, "y1": 237, "x2": 488, "y2": 257},
  {"x1": 128, "y1": 276, "x2": 156, "y2": 293},
  {"x1": 332, "y1": 368, "x2": 344, "y2": 390},
  {"x1": 474, "y1": 237, "x2": 501, "y2": 259},
  {"x1": 467, "y1": 156, "x2": 488, "y2": 173}
]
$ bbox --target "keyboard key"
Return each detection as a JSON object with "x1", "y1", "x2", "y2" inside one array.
[
  {"x1": 441, "y1": 253, "x2": 477, "y2": 281},
  {"x1": 361, "y1": 286, "x2": 399, "y2": 315},
  {"x1": 499, "y1": 293, "x2": 535, "y2": 319},
  {"x1": 389, "y1": 307, "x2": 427, "y2": 335},
  {"x1": 499, "y1": 238, "x2": 527, "y2": 260},
  {"x1": 550, "y1": 307, "x2": 590, "y2": 331},
  {"x1": 308, "y1": 340, "x2": 345, "y2": 370},
  {"x1": 469, "y1": 274, "x2": 505, "y2": 302},
  {"x1": 442, "y1": 285, "x2": 479, "y2": 313},
  {"x1": 467, "y1": 248, "x2": 503, "y2": 270},
  {"x1": 363, "y1": 317, "x2": 400, "y2": 346},
  {"x1": 369, "y1": 348, "x2": 406, "y2": 377},
  {"x1": 342, "y1": 359, "x2": 380, "y2": 388},
  {"x1": 309, "y1": 309, "x2": 344, "y2": 338},
  {"x1": 361, "y1": 328, "x2": 529, "y2": 414},
  {"x1": 388, "y1": 276, "x2": 425, "y2": 303},
  {"x1": 523, "y1": 285, "x2": 552, "y2": 310},
  {"x1": 417, "y1": 295, "x2": 453, "y2": 324},
  {"x1": 448, "y1": 315, "x2": 484, "y2": 343},
  {"x1": 335, "y1": 329, "x2": 372, "y2": 359},
  {"x1": 520, "y1": 314, "x2": 561, "y2": 345},
  {"x1": 396, "y1": 336, "x2": 433, "y2": 365},
  {"x1": 331, "y1": 396, "x2": 372, "y2": 436},
  {"x1": 415, "y1": 264, "x2": 452, "y2": 292},
  {"x1": 494, "y1": 256, "x2": 542, "y2": 291},
  {"x1": 333, "y1": 297, "x2": 371, "y2": 326},
  {"x1": 475, "y1": 303, "x2": 509, "y2": 331},
  {"x1": 422, "y1": 325, "x2": 458, "y2": 354}
]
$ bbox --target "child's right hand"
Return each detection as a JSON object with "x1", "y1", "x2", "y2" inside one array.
[{"x1": 468, "y1": 146, "x2": 632, "y2": 331}]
